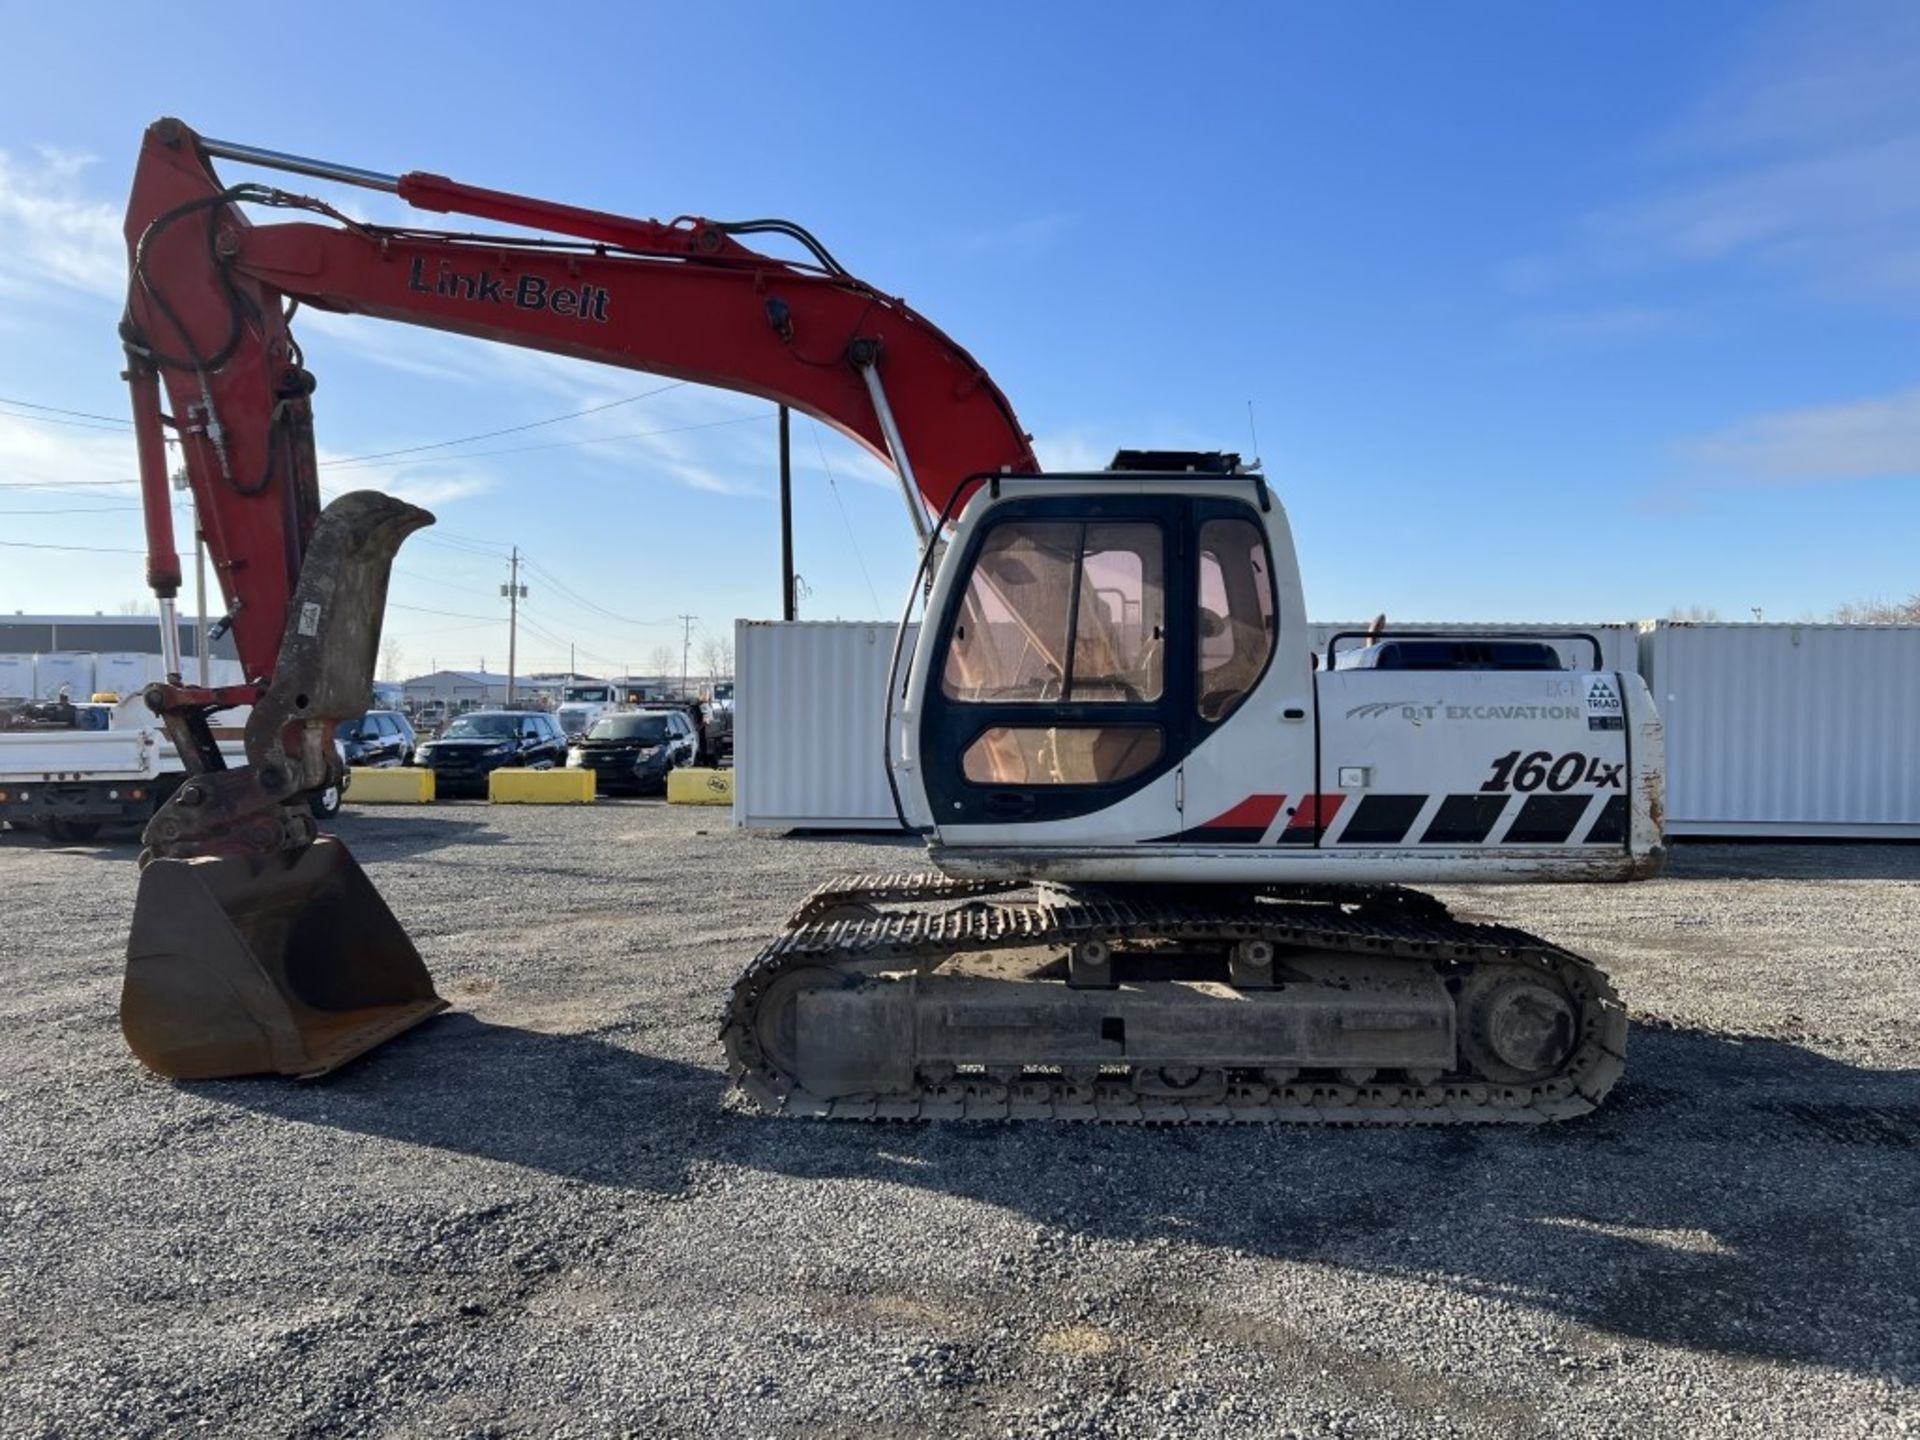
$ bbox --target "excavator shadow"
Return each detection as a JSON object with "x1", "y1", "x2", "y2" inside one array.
[
  {"x1": 208, "y1": 1018, "x2": 1918, "y2": 1383},
  {"x1": 204, "y1": 1013, "x2": 731, "y2": 1192},
  {"x1": 326, "y1": 813, "x2": 514, "y2": 863}
]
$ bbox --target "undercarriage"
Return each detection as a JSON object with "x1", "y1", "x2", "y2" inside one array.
[{"x1": 721, "y1": 875, "x2": 1627, "y2": 1124}]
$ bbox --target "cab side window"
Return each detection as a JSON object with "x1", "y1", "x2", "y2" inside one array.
[{"x1": 1196, "y1": 517, "x2": 1275, "y2": 722}]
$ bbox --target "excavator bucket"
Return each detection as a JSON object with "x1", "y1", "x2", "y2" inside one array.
[
  {"x1": 121, "y1": 488, "x2": 442, "y2": 1081},
  {"x1": 123, "y1": 836, "x2": 447, "y2": 1080}
]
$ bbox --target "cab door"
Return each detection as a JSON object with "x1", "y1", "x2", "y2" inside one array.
[
  {"x1": 1172, "y1": 501, "x2": 1320, "y2": 844},
  {"x1": 919, "y1": 494, "x2": 1189, "y2": 841}
]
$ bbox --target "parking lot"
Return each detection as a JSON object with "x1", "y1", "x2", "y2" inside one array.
[{"x1": 2, "y1": 804, "x2": 1916, "y2": 1438}]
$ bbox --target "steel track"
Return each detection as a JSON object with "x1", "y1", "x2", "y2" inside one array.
[{"x1": 722, "y1": 873, "x2": 1627, "y2": 1124}]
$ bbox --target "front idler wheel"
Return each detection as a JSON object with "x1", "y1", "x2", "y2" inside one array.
[{"x1": 1457, "y1": 966, "x2": 1578, "y2": 1084}]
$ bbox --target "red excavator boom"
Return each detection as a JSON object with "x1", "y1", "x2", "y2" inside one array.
[
  {"x1": 116, "y1": 117, "x2": 1035, "y2": 1080},
  {"x1": 124, "y1": 117, "x2": 1035, "y2": 687}
]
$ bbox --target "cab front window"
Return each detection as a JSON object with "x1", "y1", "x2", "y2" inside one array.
[{"x1": 941, "y1": 521, "x2": 1165, "y2": 704}]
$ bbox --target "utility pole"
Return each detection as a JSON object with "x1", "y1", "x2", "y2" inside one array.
[
  {"x1": 779, "y1": 404, "x2": 796, "y2": 621},
  {"x1": 679, "y1": 613, "x2": 697, "y2": 698},
  {"x1": 501, "y1": 547, "x2": 528, "y2": 703}
]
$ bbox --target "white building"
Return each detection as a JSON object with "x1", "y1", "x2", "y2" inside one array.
[{"x1": 398, "y1": 670, "x2": 518, "y2": 712}]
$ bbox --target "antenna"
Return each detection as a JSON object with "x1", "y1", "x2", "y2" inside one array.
[{"x1": 1245, "y1": 400, "x2": 1262, "y2": 471}]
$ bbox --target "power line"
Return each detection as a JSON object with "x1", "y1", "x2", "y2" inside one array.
[
  {"x1": 0, "y1": 479, "x2": 139, "y2": 491},
  {"x1": 0, "y1": 389, "x2": 760, "y2": 487},
  {"x1": 317, "y1": 381, "x2": 687, "y2": 467},
  {"x1": 0, "y1": 538, "x2": 147, "y2": 555},
  {"x1": 388, "y1": 601, "x2": 500, "y2": 622},
  {"x1": 808, "y1": 417, "x2": 884, "y2": 613},
  {"x1": 316, "y1": 413, "x2": 768, "y2": 472},
  {"x1": 414, "y1": 533, "x2": 513, "y2": 560},
  {"x1": 0, "y1": 396, "x2": 133, "y2": 426},
  {"x1": 519, "y1": 554, "x2": 674, "y2": 628},
  {"x1": 0, "y1": 408, "x2": 135, "y2": 434},
  {"x1": 384, "y1": 617, "x2": 499, "y2": 638},
  {"x1": 0, "y1": 504, "x2": 146, "y2": 515},
  {"x1": 391, "y1": 566, "x2": 499, "y2": 595},
  {"x1": 511, "y1": 608, "x2": 624, "y2": 672}
]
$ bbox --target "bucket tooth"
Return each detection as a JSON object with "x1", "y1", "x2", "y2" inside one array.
[{"x1": 121, "y1": 836, "x2": 446, "y2": 1080}]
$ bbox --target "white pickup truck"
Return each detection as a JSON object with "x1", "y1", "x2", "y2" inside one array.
[
  {"x1": 0, "y1": 698, "x2": 344, "y2": 843},
  {"x1": 553, "y1": 682, "x2": 628, "y2": 742}
]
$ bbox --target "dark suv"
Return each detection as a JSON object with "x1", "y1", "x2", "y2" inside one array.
[
  {"x1": 566, "y1": 708, "x2": 700, "y2": 794},
  {"x1": 339, "y1": 709, "x2": 417, "y2": 767},
  {"x1": 414, "y1": 710, "x2": 568, "y2": 795}
]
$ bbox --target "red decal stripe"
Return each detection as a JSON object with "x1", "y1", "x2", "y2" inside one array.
[
  {"x1": 1281, "y1": 793, "x2": 1347, "y2": 834},
  {"x1": 1202, "y1": 793, "x2": 1287, "y2": 831}
]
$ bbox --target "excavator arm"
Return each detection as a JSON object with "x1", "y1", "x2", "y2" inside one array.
[
  {"x1": 125, "y1": 116, "x2": 1034, "y2": 698},
  {"x1": 117, "y1": 117, "x2": 1035, "y2": 1080}
]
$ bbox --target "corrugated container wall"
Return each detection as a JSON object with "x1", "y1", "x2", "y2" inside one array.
[
  {"x1": 1639, "y1": 622, "x2": 1920, "y2": 838},
  {"x1": 0, "y1": 654, "x2": 32, "y2": 700},
  {"x1": 95, "y1": 652, "x2": 160, "y2": 697},
  {"x1": 32, "y1": 653, "x2": 95, "y2": 701},
  {"x1": 733, "y1": 620, "x2": 916, "y2": 831}
]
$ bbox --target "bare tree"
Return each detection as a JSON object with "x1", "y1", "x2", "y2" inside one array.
[
  {"x1": 646, "y1": 643, "x2": 677, "y2": 681},
  {"x1": 1831, "y1": 594, "x2": 1920, "y2": 623},
  {"x1": 380, "y1": 633, "x2": 405, "y2": 682},
  {"x1": 1664, "y1": 604, "x2": 1722, "y2": 622},
  {"x1": 698, "y1": 633, "x2": 734, "y2": 683},
  {"x1": 116, "y1": 598, "x2": 156, "y2": 615}
]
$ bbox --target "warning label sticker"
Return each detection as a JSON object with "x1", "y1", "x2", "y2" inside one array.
[{"x1": 1584, "y1": 674, "x2": 1624, "y2": 731}]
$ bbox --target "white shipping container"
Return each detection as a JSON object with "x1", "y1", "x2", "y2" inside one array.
[
  {"x1": 33, "y1": 653, "x2": 95, "y2": 701},
  {"x1": 735, "y1": 618, "x2": 1644, "y2": 831},
  {"x1": 95, "y1": 652, "x2": 161, "y2": 697},
  {"x1": 0, "y1": 654, "x2": 33, "y2": 700},
  {"x1": 1639, "y1": 621, "x2": 1920, "y2": 839},
  {"x1": 733, "y1": 620, "x2": 916, "y2": 831},
  {"x1": 1308, "y1": 620, "x2": 1639, "y2": 674}
]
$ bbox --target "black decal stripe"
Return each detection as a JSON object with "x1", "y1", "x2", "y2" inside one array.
[
  {"x1": 1504, "y1": 794, "x2": 1591, "y2": 845},
  {"x1": 1336, "y1": 794, "x2": 1427, "y2": 845},
  {"x1": 1582, "y1": 794, "x2": 1629, "y2": 845},
  {"x1": 1420, "y1": 794, "x2": 1508, "y2": 845},
  {"x1": 1143, "y1": 825, "x2": 1270, "y2": 845}
]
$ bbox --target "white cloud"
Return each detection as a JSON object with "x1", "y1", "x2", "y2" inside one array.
[
  {"x1": 316, "y1": 457, "x2": 496, "y2": 512},
  {"x1": 1516, "y1": 1, "x2": 1920, "y2": 301},
  {"x1": 0, "y1": 409, "x2": 138, "y2": 485},
  {"x1": 1031, "y1": 429, "x2": 1109, "y2": 473},
  {"x1": 1690, "y1": 384, "x2": 1920, "y2": 481},
  {"x1": 1513, "y1": 305, "x2": 1701, "y2": 344},
  {"x1": 0, "y1": 147, "x2": 124, "y2": 300},
  {"x1": 1587, "y1": 135, "x2": 1920, "y2": 292}
]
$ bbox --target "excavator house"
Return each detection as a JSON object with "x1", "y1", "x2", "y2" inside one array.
[{"x1": 117, "y1": 118, "x2": 1663, "y2": 1123}]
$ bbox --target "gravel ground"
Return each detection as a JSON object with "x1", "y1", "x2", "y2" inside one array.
[{"x1": 1, "y1": 804, "x2": 1917, "y2": 1439}]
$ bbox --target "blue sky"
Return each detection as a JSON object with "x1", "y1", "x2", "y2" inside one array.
[{"x1": 2, "y1": 1, "x2": 1916, "y2": 676}]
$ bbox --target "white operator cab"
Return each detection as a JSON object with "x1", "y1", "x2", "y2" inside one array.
[{"x1": 893, "y1": 458, "x2": 1664, "y2": 888}]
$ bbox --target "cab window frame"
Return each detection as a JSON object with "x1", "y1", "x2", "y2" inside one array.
[{"x1": 1192, "y1": 503, "x2": 1281, "y2": 726}]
